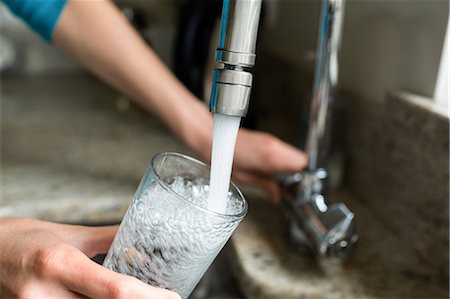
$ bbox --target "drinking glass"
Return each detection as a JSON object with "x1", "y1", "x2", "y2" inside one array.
[{"x1": 103, "y1": 152, "x2": 247, "y2": 298}]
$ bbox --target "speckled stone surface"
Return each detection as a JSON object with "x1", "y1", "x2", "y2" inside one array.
[
  {"x1": 342, "y1": 91, "x2": 449, "y2": 283},
  {"x1": 2, "y1": 72, "x2": 448, "y2": 298},
  {"x1": 252, "y1": 51, "x2": 449, "y2": 296},
  {"x1": 230, "y1": 190, "x2": 449, "y2": 299},
  {"x1": 1, "y1": 73, "x2": 190, "y2": 224}
]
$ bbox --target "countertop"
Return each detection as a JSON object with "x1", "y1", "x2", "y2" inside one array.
[
  {"x1": 1, "y1": 72, "x2": 189, "y2": 224},
  {"x1": 230, "y1": 189, "x2": 448, "y2": 298},
  {"x1": 2, "y1": 73, "x2": 448, "y2": 298}
]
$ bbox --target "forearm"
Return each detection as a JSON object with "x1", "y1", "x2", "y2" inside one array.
[
  {"x1": 52, "y1": 0, "x2": 212, "y2": 156},
  {"x1": 8, "y1": 0, "x2": 307, "y2": 199}
]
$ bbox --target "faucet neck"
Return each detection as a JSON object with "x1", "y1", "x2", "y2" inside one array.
[{"x1": 305, "y1": 0, "x2": 345, "y2": 170}]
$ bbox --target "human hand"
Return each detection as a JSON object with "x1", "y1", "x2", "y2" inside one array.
[
  {"x1": 0, "y1": 217, "x2": 180, "y2": 299},
  {"x1": 232, "y1": 129, "x2": 307, "y2": 202}
]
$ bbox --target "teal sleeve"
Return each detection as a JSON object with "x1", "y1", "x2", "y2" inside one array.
[{"x1": 2, "y1": 0, "x2": 68, "y2": 42}]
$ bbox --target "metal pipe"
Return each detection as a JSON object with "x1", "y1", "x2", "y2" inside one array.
[{"x1": 305, "y1": 0, "x2": 345, "y2": 170}]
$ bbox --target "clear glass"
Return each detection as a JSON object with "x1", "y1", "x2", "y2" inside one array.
[{"x1": 103, "y1": 152, "x2": 247, "y2": 298}]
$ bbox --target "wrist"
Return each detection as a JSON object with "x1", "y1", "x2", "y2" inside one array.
[{"x1": 179, "y1": 100, "x2": 213, "y2": 162}]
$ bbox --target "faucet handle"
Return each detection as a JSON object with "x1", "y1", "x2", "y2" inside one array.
[{"x1": 318, "y1": 202, "x2": 358, "y2": 261}]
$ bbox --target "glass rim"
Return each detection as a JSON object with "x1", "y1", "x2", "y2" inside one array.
[{"x1": 150, "y1": 151, "x2": 248, "y2": 220}]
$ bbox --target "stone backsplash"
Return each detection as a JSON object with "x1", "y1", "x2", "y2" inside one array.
[{"x1": 342, "y1": 91, "x2": 449, "y2": 283}]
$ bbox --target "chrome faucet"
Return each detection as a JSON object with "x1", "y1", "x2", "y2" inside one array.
[
  {"x1": 209, "y1": 0, "x2": 262, "y2": 117},
  {"x1": 281, "y1": 0, "x2": 358, "y2": 261},
  {"x1": 209, "y1": 0, "x2": 358, "y2": 261}
]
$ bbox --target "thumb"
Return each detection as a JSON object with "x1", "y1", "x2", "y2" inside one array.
[{"x1": 72, "y1": 225, "x2": 119, "y2": 257}]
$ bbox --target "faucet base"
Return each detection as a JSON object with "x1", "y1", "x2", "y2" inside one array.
[
  {"x1": 280, "y1": 171, "x2": 358, "y2": 261},
  {"x1": 288, "y1": 223, "x2": 315, "y2": 255}
]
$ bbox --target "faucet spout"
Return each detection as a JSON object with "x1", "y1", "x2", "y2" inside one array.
[{"x1": 210, "y1": 0, "x2": 262, "y2": 118}]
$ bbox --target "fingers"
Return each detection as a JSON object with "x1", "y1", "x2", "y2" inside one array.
[
  {"x1": 11, "y1": 279, "x2": 89, "y2": 299},
  {"x1": 41, "y1": 222, "x2": 119, "y2": 257},
  {"x1": 233, "y1": 170, "x2": 282, "y2": 203},
  {"x1": 236, "y1": 129, "x2": 307, "y2": 175},
  {"x1": 260, "y1": 138, "x2": 307, "y2": 173},
  {"x1": 74, "y1": 225, "x2": 119, "y2": 257},
  {"x1": 45, "y1": 244, "x2": 180, "y2": 299}
]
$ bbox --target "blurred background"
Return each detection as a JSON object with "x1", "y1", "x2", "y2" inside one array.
[{"x1": 1, "y1": 0, "x2": 449, "y2": 298}]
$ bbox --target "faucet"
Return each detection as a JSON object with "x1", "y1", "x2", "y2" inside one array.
[
  {"x1": 209, "y1": 0, "x2": 358, "y2": 261},
  {"x1": 281, "y1": 0, "x2": 358, "y2": 261}
]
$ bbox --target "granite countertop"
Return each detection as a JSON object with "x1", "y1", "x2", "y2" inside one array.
[
  {"x1": 2, "y1": 73, "x2": 447, "y2": 298},
  {"x1": 1, "y1": 72, "x2": 189, "y2": 224},
  {"x1": 230, "y1": 190, "x2": 448, "y2": 299}
]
